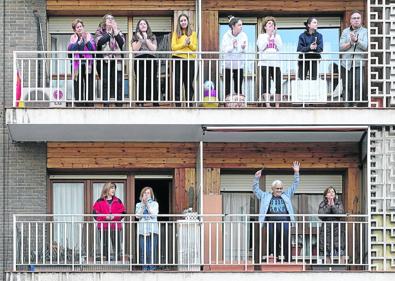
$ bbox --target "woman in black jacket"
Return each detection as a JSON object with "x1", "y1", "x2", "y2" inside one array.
[
  {"x1": 318, "y1": 186, "x2": 346, "y2": 263},
  {"x1": 297, "y1": 17, "x2": 323, "y2": 80}
]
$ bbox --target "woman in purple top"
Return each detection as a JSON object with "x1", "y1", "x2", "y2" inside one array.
[{"x1": 67, "y1": 18, "x2": 96, "y2": 105}]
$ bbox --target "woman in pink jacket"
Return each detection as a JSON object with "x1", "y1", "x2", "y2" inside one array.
[{"x1": 93, "y1": 182, "x2": 126, "y2": 261}]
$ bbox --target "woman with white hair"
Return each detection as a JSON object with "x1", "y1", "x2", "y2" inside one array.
[{"x1": 253, "y1": 161, "x2": 300, "y2": 262}]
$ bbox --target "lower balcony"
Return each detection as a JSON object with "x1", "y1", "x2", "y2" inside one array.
[{"x1": 13, "y1": 214, "x2": 369, "y2": 272}]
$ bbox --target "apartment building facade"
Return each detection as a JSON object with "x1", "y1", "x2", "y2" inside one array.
[{"x1": 1, "y1": 0, "x2": 395, "y2": 280}]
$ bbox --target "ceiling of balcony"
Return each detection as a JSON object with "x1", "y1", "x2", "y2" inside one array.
[{"x1": 6, "y1": 108, "x2": 385, "y2": 142}]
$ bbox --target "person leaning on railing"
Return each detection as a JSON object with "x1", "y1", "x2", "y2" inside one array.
[
  {"x1": 318, "y1": 186, "x2": 346, "y2": 264},
  {"x1": 297, "y1": 17, "x2": 323, "y2": 80},
  {"x1": 95, "y1": 14, "x2": 125, "y2": 106},
  {"x1": 221, "y1": 15, "x2": 248, "y2": 97},
  {"x1": 253, "y1": 161, "x2": 301, "y2": 262},
  {"x1": 171, "y1": 13, "x2": 197, "y2": 106},
  {"x1": 135, "y1": 186, "x2": 159, "y2": 270},
  {"x1": 92, "y1": 182, "x2": 126, "y2": 261},
  {"x1": 339, "y1": 10, "x2": 368, "y2": 104},
  {"x1": 131, "y1": 19, "x2": 159, "y2": 106},
  {"x1": 67, "y1": 18, "x2": 96, "y2": 106},
  {"x1": 257, "y1": 16, "x2": 283, "y2": 108}
]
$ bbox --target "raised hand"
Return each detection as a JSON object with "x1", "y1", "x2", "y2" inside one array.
[
  {"x1": 241, "y1": 41, "x2": 247, "y2": 49},
  {"x1": 185, "y1": 37, "x2": 191, "y2": 46},
  {"x1": 233, "y1": 39, "x2": 238, "y2": 48},
  {"x1": 292, "y1": 161, "x2": 300, "y2": 173},
  {"x1": 310, "y1": 42, "x2": 317, "y2": 50},
  {"x1": 254, "y1": 169, "x2": 262, "y2": 178},
  {"x1": 112, "y1": 21, "x2": 118, "y2": 34},
  {"x1": 350, "y1": 32, "x2": 358, "y2": 43},
  {"x1": 71, "y1": 34, "x2": 79, "y2": 43}
]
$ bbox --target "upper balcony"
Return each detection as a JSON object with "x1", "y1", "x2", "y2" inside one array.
[
  {"x1": 13, "y1": 50, "x2": 376, "y2": 108},
  {"x1": 7, "y1": 50, "x2": 394, "y2": 142}
]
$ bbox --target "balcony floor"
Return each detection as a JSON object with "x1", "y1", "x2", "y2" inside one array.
[
  {"x1": 5, "y1": 107, "x2": 393, "y2": 142},
  {"x1": 6, "y1": 271, "x2": 388, "y2": 281}
]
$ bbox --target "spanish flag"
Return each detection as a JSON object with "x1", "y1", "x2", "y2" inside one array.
[{"x1": 15, "y1": 70, "x2": 24, "y2": 108}]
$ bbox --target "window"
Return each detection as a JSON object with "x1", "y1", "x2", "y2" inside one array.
[
  {"x1": 221, "y1": 173, "x2": 258, "y2": 261},
  {"x1": 52, "y1": 182, "x2": 84, "y2": 249},
  {"x1": 274, "y1": 17, "x2": 341, "y2": 76}
]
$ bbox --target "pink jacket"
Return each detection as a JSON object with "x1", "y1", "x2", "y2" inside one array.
[
  {"x1": 67, "y1": 33, "x2": 96, "y2": 77},
  {"x1": 92, "y1": 196, "x2": 126, "y2": 230}
]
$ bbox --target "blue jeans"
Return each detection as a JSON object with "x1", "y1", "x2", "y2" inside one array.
[
  {"x1": 139, "y1": 234, "x2": 158, "y2": 270},
  {"x1": 268, "y1": 221, "x2": 290, "y2": 262}
]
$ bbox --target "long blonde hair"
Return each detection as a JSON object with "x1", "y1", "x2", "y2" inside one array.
[
  {"x1": 100, "y1": 182, "x2": 116, "y2": 198},
  {"x1": 176, "y1": 13, "x2": 193, "y2": 38}
]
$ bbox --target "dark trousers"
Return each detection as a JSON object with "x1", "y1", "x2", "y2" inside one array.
[
  {"x1": 173, "y1": 58, "x2": 195, "y2": 102},
  {"x1": 225, "y1": 68, "x2": 244, "y2": 95},
  {"x1": 102, "y1": 60, "x2": 123, "y2": 101},
  {"x1": 73, "y1": 63, "x2": 94, "y2": 104},
  {"x1": 340, "y1": 65, "x2": 366, "y2": 102},
  {"x1": 268, "y1": 221, "x2": 290, "y2": 262},
  {"x1": 261, "y1": 66, "x2": 282, "y2": 94},
  {"x1": 298, "y1": 59, "x2": 318, "y2": 80},
  {"x1": 139, "y1": 234, "x2": 158, "y2": 270},
  {"x1": 100, "y1": 229, "x2": 121, "y2": 260},
  {"x1": 134, "y1": 54, "x2": 158, "y2": 103}
]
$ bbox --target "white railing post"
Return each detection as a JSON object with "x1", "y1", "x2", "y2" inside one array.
[
  {"x1": 13, "y1": 214, "x2": 17, "y2": 271},
  {"x1": 13, "y1": 52, "x2": 17, "y2": 107},
  {"x1": 13, "y1": 50, "x2": 371, "y2": 108},
  {"x1": 10, "y1": 213, "x2": 369, "y2": 271}
]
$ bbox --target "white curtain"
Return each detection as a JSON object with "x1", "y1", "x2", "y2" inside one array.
[
  {"x1": 222, "y1": 193, "x2": 252, "y2": 262},
  {"x1": 53, "y1": 182, "x2": 84, "y2": 251}
]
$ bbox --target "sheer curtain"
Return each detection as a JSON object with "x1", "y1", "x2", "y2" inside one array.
[
  {"x1": 53, "y1": 182, "x2": 84, "y2": 251},
  {"x1": 222, "y1": 193, "x2": 252, "y2": 262}
]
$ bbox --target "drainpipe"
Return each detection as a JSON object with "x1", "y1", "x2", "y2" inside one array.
[{"x1": 33, "y1": 10, "x2": 44, "y2": 87}]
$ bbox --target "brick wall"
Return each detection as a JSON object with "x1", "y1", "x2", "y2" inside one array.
[{"x1": 1, "y1": 0, "x2": 47, "y2": 279}]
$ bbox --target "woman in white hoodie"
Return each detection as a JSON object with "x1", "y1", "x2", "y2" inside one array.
[
  {"x1": 257, "y1": 16, "x2": 283, "y2": 107},
  {"x1": 221, "y1": 15, "x2": 248, "y2": 96}
]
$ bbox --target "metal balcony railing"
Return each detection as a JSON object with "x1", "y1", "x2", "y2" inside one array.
[
  {"x1": 13, "y1": 213, "x2": 369, "y2": 272},
  {"x1": 13, "y1": 51, "x2": 369, "y2": 108}
]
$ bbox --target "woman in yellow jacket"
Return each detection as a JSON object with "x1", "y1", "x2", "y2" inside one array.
[{"x1": 171, "y1": 14, "x2": 197, "y2": 106}]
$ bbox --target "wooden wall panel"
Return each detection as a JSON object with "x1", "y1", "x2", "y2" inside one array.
[
  {"x1": 344, "y1": 167, "x2": 361, "y2": 214},
  {"x1": 202, "y1": 11, "x2": 218, "y2": 51},
  {"x1": 203, "y1": 0, "x2": 365, "y2": 13},
  {"x1": 203, "y1": 143, "x2": 360, "y2": 169},
  {"x1": 203, "y1": 168, "x2": 221, "y2": 195},
  {"x1": 47, "y1": 0, "x2": 195, "y2": 15},
  {"x1": 47, "y1": 142, "x2": 198, "y2": 169},
  {"x1": 48, "y1": 142, "x2": 360, "y2": 170},
  {"x1": 173, "y1": 168, "x2": 196, "y2": 213}
]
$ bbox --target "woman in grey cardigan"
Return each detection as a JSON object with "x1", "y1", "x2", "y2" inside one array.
[{"x1": 318, "y1": 186, "x2": 346, "y2": 263}]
